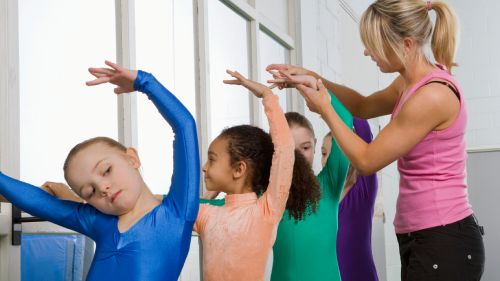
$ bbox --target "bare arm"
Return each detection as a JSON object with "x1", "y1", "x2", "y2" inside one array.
[
  {"x1": 297, "y1": 79, "x2": 457, "y2": 175},
  {"x1": 266, "y1": 64, "x2": 403, "y2": 118},
  {"x1": 224, "y1": 70, "x2": 295, "y2": 222}
]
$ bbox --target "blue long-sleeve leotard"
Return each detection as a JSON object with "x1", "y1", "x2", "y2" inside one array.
[{"x1": 0, "y1": 70, "x2": 200, "y2": 281}]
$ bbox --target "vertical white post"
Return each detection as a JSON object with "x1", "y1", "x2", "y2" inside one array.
[
  {"x1": 249, "y1": 20, "x2": 262, "y2": 127},
  {"x1": 194, "y1": 0, "x2": 211, "y2": 177},
  {"x1": 115, "y1": 0, "x2": 138, "y2": 148},
  {"x1": 0, "y1": 0, "x2": 21, "y2": 280},
  {"x1": 193, "y1": 0, "x2": 211, "y2": 279}
]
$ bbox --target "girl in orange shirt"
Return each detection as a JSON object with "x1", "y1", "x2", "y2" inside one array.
[{"x1": 193, "y1": 70, "x2": 320, "y2": 281}]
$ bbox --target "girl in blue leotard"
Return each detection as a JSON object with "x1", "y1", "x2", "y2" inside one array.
[{"x1": 0, "y1": 61, "x2": 199, "y2": 281}]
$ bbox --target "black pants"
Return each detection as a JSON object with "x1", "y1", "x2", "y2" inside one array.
[{"x1": 397, "y1": 215, "x2": 485, "y2": 281}]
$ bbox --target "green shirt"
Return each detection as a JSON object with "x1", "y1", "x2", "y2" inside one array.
[{"x1": 271, "y1": 91, "x2": 353, "y2": 281}]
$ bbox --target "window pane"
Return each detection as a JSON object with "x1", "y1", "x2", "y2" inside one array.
[
  {"x1": 208, "y1": 0, "x2": 251, "y2": 141},
  {"x1": 256, "y1": 0, "x2": 289, "y2": 35},
  {"x1": 258, "y1": 30, "x2": 289, "y2": 131},
  {"x1": 135, "y1": 0, "x2": 196, "y2": 195},
  {"x1": 19, "y1": 0, "x2": 117, "y2": 184}
]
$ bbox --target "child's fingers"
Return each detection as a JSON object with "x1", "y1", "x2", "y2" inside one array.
[
  {"x1": 268, "y1": 70, "x2": 285, "y2": 80},
  {"x1": 267, "y1": 78, "x2": 287, "y2": 83},
  {"x1": 268, "y1": 83, "x2": 278, "y2": 89},
  {"x1": 88, "y1": 67, "x2": 114, "y2": 76},
  {"x1": 86, "y1": 77, "x2": 111, "y2": 86},
  {"x1": 92, "y1": 72, "x2": 108, "y2": 78},
  {"x1": 225, "y1": 69, "x2": 236, "y2": 76},
  {"x1": 223, "y1": 79, "x2": 242, "y2": 85},
  {"x1": 105, "y1": 60, "x2": 121, "y2": 71},
  {"x1": 88, "y1": 71, "x2": 108, "y2": 79},
  {"x1": 226, "y1": 69, "x2": 245, "y2": 81}
]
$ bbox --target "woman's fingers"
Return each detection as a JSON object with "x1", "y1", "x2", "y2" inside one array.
[
  {"x1": 266, "y1": 64, "x2": 289, "y2": 72},
  {"x1": 278, "y1": 70, "x2": 296, "y2": 81}
]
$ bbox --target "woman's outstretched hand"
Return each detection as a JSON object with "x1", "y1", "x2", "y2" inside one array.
[
  {"x1": 266, "y1": 64, "x2": 310, "y2": 76},
  {"x1": 267, "y1": 73, "x2": 318, "y2": 90},
  {"x1": 223, "y1": 70, "x2": 272, "y2": 98},
  {"x1": 86, "y1": 60, "x2": 138, "y2": 94},
  {"x1": 265, "y1": 64, "x2": 315, "y2": 89},
  {"x1": 296, "y1": 79, "x2": 331, "y2": 115}
]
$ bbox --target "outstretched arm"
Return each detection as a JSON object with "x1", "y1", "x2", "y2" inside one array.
[
  {"x1": 0, "y1": 173, "x2": 98, "y2": 237},
  {"x1": 266, "y1": 63, "x2": 401, "y2": 118},
  {"x1": 224, "y1": 70, "x2": 295, "y2": 223},
  {"x1": 317, "y1": 90, "x2": 353, "y2": 199},
  {"x1": 296, "y1": 79, "x2": 452, "y2": 175},
  {"x1": 87, "y1": 61, "x2": 200, "y2": 221}
]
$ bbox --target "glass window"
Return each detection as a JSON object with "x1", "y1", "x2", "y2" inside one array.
[
  {"x1": 207, "y1": 0, "x2": 251, "y2": 141},
  {"x1": 258, "y1": 30, "x2": 289, "y2": 131},
  {"x1": 135, "y1": 0, "x2": 196, "y2": 195},
  {"x1": 18, "y1": 0, "x2": 117, "y2": 184}
]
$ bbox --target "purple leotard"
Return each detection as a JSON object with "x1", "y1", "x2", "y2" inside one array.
[{"x1": 337, "y1": 118, "x2": 379, "y2": 281}]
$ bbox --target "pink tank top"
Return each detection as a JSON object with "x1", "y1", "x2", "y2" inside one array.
[{"x1": 392, "y1": 65, "x2": 473, "y2": 234}]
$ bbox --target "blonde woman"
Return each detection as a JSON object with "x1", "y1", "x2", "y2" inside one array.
[{"x1": 268, "y1": 1, "x2": 485, "y2": 280}]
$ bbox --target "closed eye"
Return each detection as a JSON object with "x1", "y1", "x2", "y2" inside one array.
[{"x1": 103, "y1": 166, "x2": 111, "y2": 176}]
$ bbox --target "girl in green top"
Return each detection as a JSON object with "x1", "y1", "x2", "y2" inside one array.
[{"x1": 271, "y1": 90, "x2": 352, "y2": 281}]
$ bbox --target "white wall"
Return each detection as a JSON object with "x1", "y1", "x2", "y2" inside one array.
[{"x1": 451, "y1": 1, "x2": 500, "y2": 149}]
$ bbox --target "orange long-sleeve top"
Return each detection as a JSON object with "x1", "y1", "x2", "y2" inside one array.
[{"x1": 193, "y1": 93, "x2": 295, "y2": 281}]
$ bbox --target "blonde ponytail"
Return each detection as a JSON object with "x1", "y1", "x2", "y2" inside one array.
[{"x1": 430, "y1": 1, "x2": 459, "y2": 71}]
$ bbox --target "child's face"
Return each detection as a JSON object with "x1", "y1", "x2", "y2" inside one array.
[
  {"x1": 66, "y1": 143, "x2": 144, "y2": 216},
  {"x1": 202, "y1": 137, "x2": 235, "y2": 193},
  {"x1": 290, "y1": 126, "x2": 315, "y2": 166},
  {"x1": 321, "y1": 134, "x2": 333, "y2": 167}
]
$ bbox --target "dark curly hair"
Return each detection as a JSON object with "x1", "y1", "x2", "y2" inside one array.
[{"x1": 219, "y1": 125, "x2": 321, "y2": 222}]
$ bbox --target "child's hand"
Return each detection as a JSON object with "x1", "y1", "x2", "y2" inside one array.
[
  {"x1": 223, "y1": 70, "x2": 272, "y2": 98},
  {"x1": 86, "y1": 60, "x2": 138, "y2": 94},
  {"x1": 296, "y1": 79, "x2": 331, "y2": 115},
  {"x1": 41, "y1": 181, "x2": 85, "y2": 203}
]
